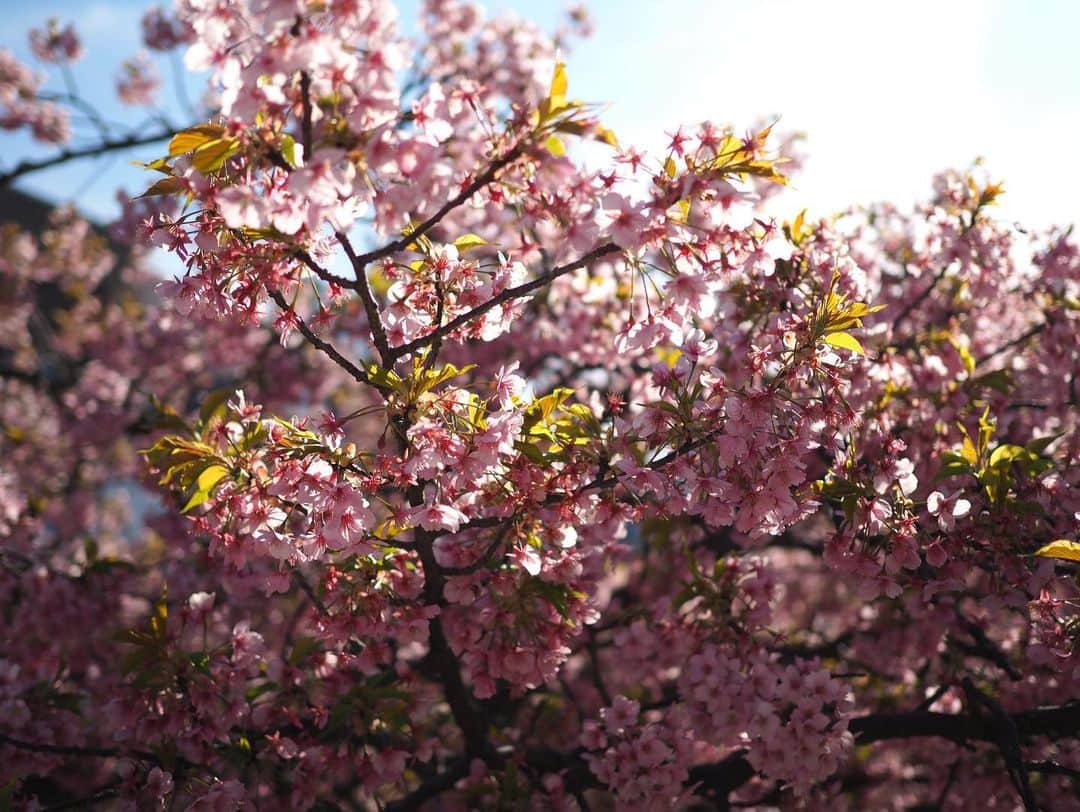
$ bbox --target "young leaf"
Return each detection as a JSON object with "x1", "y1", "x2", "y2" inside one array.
[
  {"x1": 182, "y1": 464, "x2": 229, "y2": 513},
  {"x1": 822, "y1": 331, "x2": 864, "y2": 355},
  {"x1": 595, "y1": 126, "x2": 619, "y2": 147},
  {"x1": 1034, "y1": 539, "x2": 1080, "y2": 563},
  {"x1": 192, "y1": 137, "x2": 239, "y2": 174},
  {"x1": 549, "y1": 61, "x2": 568, "y2": 109},
  {"x1": 453, "y1": 233, "x2": 489, "y2": 253},
  {"x1": 137, "y1": 176, "x2": 185, "y2": 199},
  {"x1": 544, "y1": 134, "x2": 566, "y2": 157},
  {"x1": 169, "y1": 124, "x2": 226, "y2": 156},
  {"x1": 280, "y1": 133, "x2": 302, "y2": 168}
]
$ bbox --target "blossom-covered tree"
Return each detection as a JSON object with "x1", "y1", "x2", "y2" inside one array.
[{"x1": 1, "y1": 2, "x2": 1078, "y2": 810}]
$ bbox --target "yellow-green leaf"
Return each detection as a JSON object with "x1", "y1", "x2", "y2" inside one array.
[
  {"x1": 182, "y1": 464, "x2": 229, "y2": 513},
  {"x1": 549, "y1": 61, "x2": 568, "y2": 109},
  {"x1": 544, "y1": 134, "x2": 566, "y2": 157},
  {"x1": 787, "y1": 208, "x2": 808, "y2": 244},
  {"x1": 280, "y1": 133, "x2": 301, "y2": 168},
  {"x1": 988, "y1": 443, "x2": 1026, "y2": 468},
  {"x1": 960, "y1": 432, "x2": 979, "y2": 465},
  {"x1": 149, "y1": 586, "x2": 168, "y2": 638},
  {"x1": 135, "y1": 156, "x2": 173, "y2": 175},
  {"x1": 137, "y1": 176, "x2": 185, "y2": 199},
  {"x1": 453, "y1": 233, "x2": 488, "y2": 253},
  {"x1": 169, "y1": 124, "x2": 226, "y2": 156},
  {"x1": 192, "y1": 137, "x2": 239, "y2": 174},
  {"x1": 822, "y1": 331, "x2": 864, "y2": 355},
  {"x1": 595, "y1": 126, "x2": 619, "y2": 147},
  {"x1": 1034, "y1": 539, "x2": 1080, "y2": 562}
]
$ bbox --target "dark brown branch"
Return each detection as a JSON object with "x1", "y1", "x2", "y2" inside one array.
[
  {"x1": 976, "y1": 320, "x2": 1047, "y2": 366},
  {"x1": 961, "y1": 677, "x2": 1037, "y2": 811},
  {"x1": 292, "y1": 571, "x2": 328, "y2": 615},
  {"x1": 0, "y1": 732, "x2": 156, "y2": 764},
  {"x1": 889, "y1": 264, "x2": 950, "y2": 337},
  {"x1": 294, "y1": 248, "x2": 359, "y2": 290},
  {"x1": 0, "y1": 732, "x2": 121, "y2": 759},
  {"x1": 385, "y1": 760, "x2": 469, "y2": 812},
  {"x1": 412, "y1": 523, "x2": 493, "y2": 762},
  {"x1": 43, "y1": 778, "x2": 122, "y2": 811},
  {"x1": 1025, "y1": 760, "x2": 1080, "y2": 782},
  {"x1": 390, "y1": 242, "x2": 621, "y2": 360},
  {"x1": 0, "y1": 128, "x2": 178, "y2": 187},
  {"x1": 351, "y1": 142, "x2": 527, "y2": 269},
  {"x1": 299, "y1": 70, "x2": 314, "y2": 158},
  {"x1": 954, "y1": 614, "x2": 1022, "y2": 681},
  {"x1": 673, "y1": 701, "x2": 1080, "y2": 806},
  {"x1": 336, "y1": 231, "x2": 393, "y2": 365},
  {"x1": 267, "y1": 289, "x2": 389, "y2": 395}
]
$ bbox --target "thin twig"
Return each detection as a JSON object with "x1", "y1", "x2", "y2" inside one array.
[
  {"x1": 294, "y1": 248, "x2": 359, "y2": 290},
  {"x1": 351, "y1": 142, "x2": 527, "y2": 269},
  {"x1": 335, "y1": 231, "x2": 393, "y2": 365},
  {"x1": 267, "y1": 289, "x2": 388, "y2": 395},
  {"x1": 890, "y1": 264, "x2": 950, "y2": 336},
  {"x1": 0, "y1": 127, "x2": 179, "y2": 186},
  {"x1": 390, "y1": 242, "x2": 620, "y2": 360},
  {"x1": 976, "y1": 321, "x2": 1047, "y2": 366}
]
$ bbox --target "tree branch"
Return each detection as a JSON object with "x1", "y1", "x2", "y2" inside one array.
[
  {"x1": 267, "y1": 289, "x2": 389, "y2": 395},
  {"x1": 351, "y1": 142, "x2": 527, "y2": 269},
  {"x1": 294, "y1": 248, "x2": 359, "y2": 290},
  {"x1": 299, "y1": 70, "x2": 313, "y2": 159},
  {"x1": 0, "y1": 128, "x2": 179, "y2": 187},
  {"x1": 390, "y1": 241, "x2": 621, "y2": 360},
  {"x1": 619, "y1": 701, "x2": 1080, "y2": 806},
  {"x1": 335, "y1": 230, "x2": 393, "y2": 366},
  {"x1": 976, "y1": 320, "x2": 1047, "y2": 366},
  {"x1": 0, "y1": 732, "x2": 156, "y2": 763}
]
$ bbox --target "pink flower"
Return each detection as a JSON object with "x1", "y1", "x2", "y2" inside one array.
[
  {"x1": 29, "y1": 20, "x2": 83, "y2": 63},
  {"x1": 602, "y1": 695, "x2": 640, "y2": 735},
  {"x1": 116, "y1": 53, "x2": 159, "y2": 106},
  {"x1": 411, "y1": 491, "x2": 468, "y2": 533},
  {"x1": 598, "y1": 193, "x2": 646, "y2": 250},
  {"x1": 927, "y1": 490, "x2": 971, "y2": 532}
]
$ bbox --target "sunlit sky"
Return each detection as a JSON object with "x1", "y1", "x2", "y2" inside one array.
[{"x1": 4, "y1": 0, "x2": 1079, "y2": 231}]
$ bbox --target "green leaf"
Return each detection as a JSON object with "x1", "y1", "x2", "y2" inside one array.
[
  {"x1": 988, "y1": 443, "x2": 1026, "y2": 468},
  {"x1": 245, "y1": 680, "x2": 279, "y2": 701},
  {"x1": 822, "y1": 331, "x2": 864, "y2": 355},
  {"x1": 595, "y1": 126, "x2": 619, "y2": 147},
  {"x1": 959, "y1": 431, "x2": 979, "y2": 465},
  {"x1": 148, "y1": 587, "x2": 168, "y2": 640},
  {"x1": 188, "y1": 652, "x2": 211, "y2": 673},
  {"x1": 280, "y1": 133, "x2": 301, "y2": 168},
  {"x1": 970, "y1": 369, "x2": 1012, "y2": 394},
  {"x1": 0, "y1": 779, "x2": 15, "y2": 812},
  {"x1": 1027, "y1": 433, "x2": 1062, "y2": 456},
  {"x1": 363, "y1": 362, "x2": 403, "y2": 391},
  {"x1": 549, "y1": 61, "x2": 568, "y2": 107},
  {"x1": 288, "y1": 636, "x2": 320, "y2": 666}
]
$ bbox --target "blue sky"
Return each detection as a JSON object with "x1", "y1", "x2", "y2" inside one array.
[{"x1": 3, "y1": 0, "x2": 1079, "y2": 230}]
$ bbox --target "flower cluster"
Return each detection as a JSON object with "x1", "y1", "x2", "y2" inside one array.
[{"x1": 1, "y1": 0, "x2": 1079, "y2": 809}]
